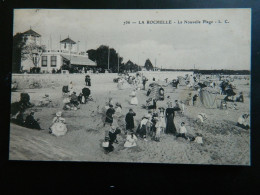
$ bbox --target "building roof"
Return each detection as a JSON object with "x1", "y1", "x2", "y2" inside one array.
[
  {"x1": 60, "y1": 37, "x2": 76, "y2": 44},
  {"x1": 23, "y1": 29, "x2": 41, "y2": 37},
  {"x1": 61, "y1": 55, "x2": 96, "y2": 66}
]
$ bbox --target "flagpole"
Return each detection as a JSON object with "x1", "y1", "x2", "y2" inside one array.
[
  {"x1": 118, "y1": 53, "x2": 119, "y2": 73},
  {"x1": 108, "y1": 47, "x2": 110, "y2": 71}
]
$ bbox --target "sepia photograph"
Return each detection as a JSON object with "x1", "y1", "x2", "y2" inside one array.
[{"x1": 9, "y1": 9, "x2": 251, "y2": 165}]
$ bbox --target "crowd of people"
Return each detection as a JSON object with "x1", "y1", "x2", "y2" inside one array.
[{"x1": 10, "y1": 72, "x2": 250, "y2": 156}]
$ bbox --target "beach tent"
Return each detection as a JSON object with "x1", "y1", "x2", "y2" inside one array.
[
  {"x1": 177, "y1": 76, "x2": 187, "y2": 86},
  {"x1": 198, "y1": 87, "x2": 220, "y2": 109},
  {"x1": 148, "y1": 82, "x2": 161, "y2": 100}
]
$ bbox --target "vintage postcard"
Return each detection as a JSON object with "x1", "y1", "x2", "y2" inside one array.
[{"x1": 10, "y1": 9, "x2": 251, "y2": 165}]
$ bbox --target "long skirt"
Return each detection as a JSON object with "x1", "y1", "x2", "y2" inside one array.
[
  {"x1": 165, "y1": 114, "x2": 177, "y2": 135},
  {"x1": 159, "y1": 116, "x2": 166, "y2": 128},
  {"x1": 50, "y1": 122, "x2": 67, "y2": 136},
  {"x1": 130, "y1": 97, "x2": 138, "y2": 105}
]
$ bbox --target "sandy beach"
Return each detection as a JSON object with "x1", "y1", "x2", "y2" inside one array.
[{"x1": 9, "y1": 72, "x2": 250, "y2": 165}]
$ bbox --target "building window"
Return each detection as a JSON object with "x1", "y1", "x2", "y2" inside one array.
[
  {"x1": 42, "y1": 56, "x2": 47, "y2": 67},
  {"x1": 51, "y1": 56, "x2": 57, "y2": 67}
]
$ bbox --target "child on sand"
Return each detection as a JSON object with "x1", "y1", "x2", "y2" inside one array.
[
  {"x1": 145, "y1": 111, "x2": 153, "y2": 136},
  {"x1": 124, "y1": 130, "x2": 138, "y2": 148},
  {"x1": 49, "y1": 111, "x2": 67, "y2": 136},
  {"x1": 237, "y1": 114, "x2": 250, "y2": 130},
  {"x1": 194, "y1": 132, "x2": 203, "y2": 144},
  {"x1": 115, "y1": 102, "x2": 122, "y2": 115},
  {"x1": 176, "y1": 122, "x2": 188, "y2": 140},
  {"x1": 102, "y1": 136, "x2": 114, "y2": 153},
  {"x1": 108, "y1": 126, "x2": 121, "y2": 144},
  {"x1": 154, "y1": 118, "x2": 162, "y2": 142},
  {"x1": 197, "y1": 113, "x2": 207, "y2": 123}
]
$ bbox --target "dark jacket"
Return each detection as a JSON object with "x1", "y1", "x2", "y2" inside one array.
[
  {"x1": 125, "y1": 112, "x2": 136, "y2": 129},
  {"x1": 105, "y1": 108, "x2": 115, "y2": 123},
  {"x1": 24, "y1": 115, "x2": 41, "y2": 130}
]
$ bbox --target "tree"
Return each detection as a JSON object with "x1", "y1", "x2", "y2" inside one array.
[
  {"x1": 144, "y1": 59, "x2": 153, "y2": 71},
  {"x1": 12, "y1": 33, "x2": 26, "y2": 73},
  {"x1": 87, "y1": 45, "x2": 123, "y2": 72},
  {"x1": 22, "y1": 42, "x2": 46, "y2": 67},
  {"x1": 124, "y1": 60, "x2": 140, "y2": 72}
]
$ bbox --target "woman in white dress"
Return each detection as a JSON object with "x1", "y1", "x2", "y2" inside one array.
[
  {"x1": 124, "y1": 131, "x2": 138, "y2": 148},
  {"x1": 49, "y1": 111, "x2": 67, "y2": 136},
  {"x1": 117, "y1": 78, "x2": 123, "y2": 90},
  {"x1": 130, "y1": 90, "x2": 138, "y2": 105}
]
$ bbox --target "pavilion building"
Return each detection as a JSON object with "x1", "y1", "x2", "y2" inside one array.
[
  {"x1": 39, "y1": 36, "x2": 96, "y2": 73},
  {"x1": 20, "y1": 28, "x2": 96, "y2": 73},
  {"x1": 20, "y1": 28, "x2": 42, "y2": 72}
]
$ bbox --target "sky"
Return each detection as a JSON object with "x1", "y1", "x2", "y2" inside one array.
[{"x1": 13, "y1": 9, "x2": 251, "y2": 70}]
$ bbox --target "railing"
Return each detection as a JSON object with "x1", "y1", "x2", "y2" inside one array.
[{"x1": 44, "y1": 49, "x2": 87, "y2": 56}]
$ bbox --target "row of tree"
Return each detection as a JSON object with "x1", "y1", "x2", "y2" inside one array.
[{"x1": 87, "y1": 45, "x2": 154, "y2": 73}]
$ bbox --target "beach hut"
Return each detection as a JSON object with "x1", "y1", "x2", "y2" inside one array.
[
  {"x1": 198, "y1": 87, "x2": 220, "y2": 109},
  {"x1": 148, "y1": 82, "x2": 164, "y2": 101}
]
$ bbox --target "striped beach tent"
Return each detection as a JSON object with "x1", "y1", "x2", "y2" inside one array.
[
  {"x1": 150, "y1": 83, "x2": 160, "y2": 100},
  {"x1": 147, "y1": 82, "x2": 161, "y2": 100},
  {"x1": 199, "y1": 87, "x2": 219, "y2": 109}
]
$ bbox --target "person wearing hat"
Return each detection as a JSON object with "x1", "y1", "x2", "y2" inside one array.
[
  {"x1": 70, "y1": 91, "x2": 79, "y2": 107},
  {"x1": 115, "y1": 103, "x2": 122, "y2": 113},
  {"x1": 104, "y1": 104, "x2": 115, "y2": 127},
  {"x1": 11, "y1": 110, "x2": 25, "y2": 127},
  {"x1": 124, "y1": 130, "x2": 138, "y2": 148},
  {"x1": 85, "y1": 75, "x2": 91, "y2": 86},
  {"x1": 82, "y1": 87, "x2": 91, "y2": 103},
  {"x1": 49, "y1": 111, "x2": 67, "y2": 136},
  {"x1": 125, "y1": 109, "x2": 136, "y2": 133},
  {"x1": 109, "y1": 126, "x2": 121, "y2": 144},
  {"x1": 176, "y1": 122, "x2": 188, "y2": 140},
  {"x1": 150, "y1": 114, "x2": 158, "y2": 138},
  {"x1": 130, "y1": 89, "x2": 138, "y2": 105},
  {"x1": 114, "y1": 103, "x2": 123, "y2": 125},
  {"x1": 193, "y1": 130, "x2": 203, "y2": 144},
  {"x1": 136, "y1": 116, "x2": 148, "y2": 141},
  {"x1": 236, "y1": 92, "x2": 244, "y2": 103},
  {"x1": 237, "y1": 113, "x2": 250, "y2": 130},
  {"x1": 165, "y1": 102, "x2": 180, "y2": 135},
  {"x1": 24, "y1": 111, "x2": 42, "y2": 130},
  {"x1": 142, "y1": 76, "x2": 148, "y2": 90},
  {"x1": 145, "y1": 111, "x2": 153, "y2": 136},
  {"x1": 78, "y1": 93, "x2": 85, "y2": 104}
]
